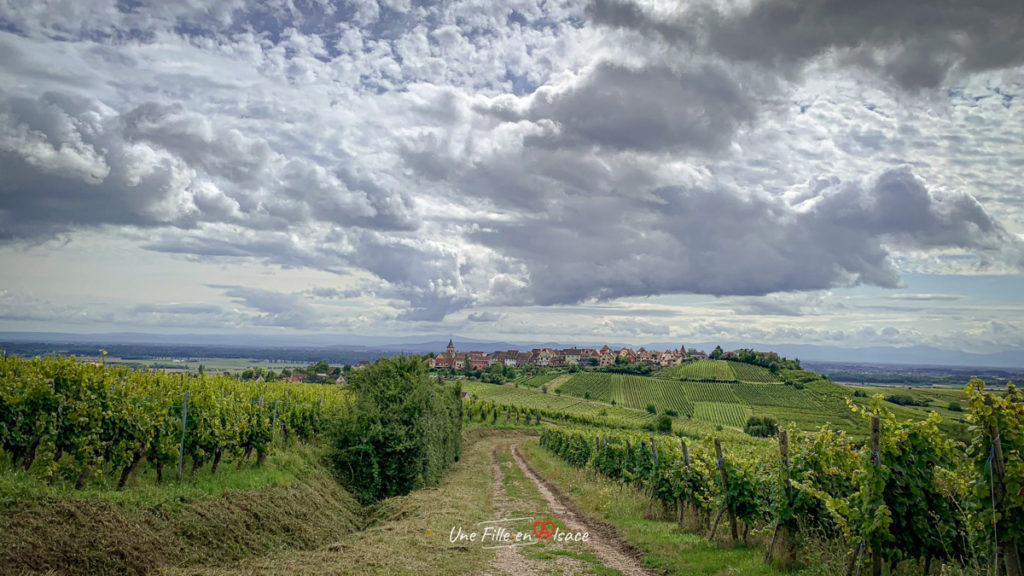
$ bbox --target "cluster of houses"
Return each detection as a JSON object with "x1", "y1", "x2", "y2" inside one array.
[{"x1": 428, "y1": 339, "x2": 706, "y2": 370}]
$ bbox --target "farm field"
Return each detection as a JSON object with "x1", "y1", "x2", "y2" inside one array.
[{"x1": 103, "y1": 356, "x2": 308, "y2": 374}]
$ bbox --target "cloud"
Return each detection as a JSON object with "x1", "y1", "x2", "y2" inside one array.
[
  {"x1": 0, "y1": 0, "x2": 1021, "y2": 328},
  {"x1": 209, "y1": 284, "x2": 321, "y2": 329},
  {"x1": 518, "y1": 61, "x2": 758, "y2": 153},
  {"x1": 589, "y1": 0, "x2": 1024, "y2": 89},
  {"x1": 470, "y1": 166, "x2": 1023, "y2": 305},
  {"x1": 466, "y1": 311, "x2": 504, "y2": 323},
  {"x1": 130, "y1": 303, "x2": 222, "y2": 315}
]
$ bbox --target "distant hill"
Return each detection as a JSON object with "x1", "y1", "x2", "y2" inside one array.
[{"x1": 2, "y1": 332, "x2": 1023, "y2": 368}]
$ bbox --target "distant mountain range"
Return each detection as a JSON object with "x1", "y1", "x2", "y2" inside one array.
[{"x1": 2, "y1": 331, "x2": 1023, "y2": 369}]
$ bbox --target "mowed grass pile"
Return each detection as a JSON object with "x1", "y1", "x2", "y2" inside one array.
[
  {"x1": 0, "y1": 444, "x2": 362, "y2": 576},
  {"x1": 158, "y1": 429, "x2": 520, "y2": 576}
]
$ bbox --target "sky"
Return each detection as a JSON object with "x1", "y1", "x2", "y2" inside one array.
[{"x1": 1, "y1": 0, "x2": 1023, "y2": 353}]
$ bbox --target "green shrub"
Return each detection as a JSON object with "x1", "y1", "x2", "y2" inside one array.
[
  {"x1": 884, "y1": 394, "x2": 929, "y2": 407},
  {"x1": 646, "y1": 404, "x2": 656, "y2": 414},
  {"x1": 656, "y1": 415, "x2": 672, "y2": 433},
  {"x1": 743, "y1": 415, "x2": 778, "y2": 438},
  {"x1": 330, "y1": 356, "x2": 462, "y2": 504}
]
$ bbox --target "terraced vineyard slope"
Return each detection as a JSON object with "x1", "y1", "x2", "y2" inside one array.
[{"x1": 657, "y1": 359, "x2": 736, "y2": 381}]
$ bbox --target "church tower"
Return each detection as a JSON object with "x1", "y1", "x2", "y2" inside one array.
[{"x1": 446, "y1": 338, "x2": 455, "y2": 355}]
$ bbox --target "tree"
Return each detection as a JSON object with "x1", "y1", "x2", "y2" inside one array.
[
  {"x1": 330, "y1": 356, "x2": 462, "y2": 504},
  {"x1": 710, "y1": 345, "x2": 724, "y2": 360},
  {"x1": 646, "y1": 404, "x2": 656, "y2": 414}
]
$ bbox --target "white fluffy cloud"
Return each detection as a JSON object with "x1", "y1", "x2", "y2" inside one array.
[{"x1": 0, "y1": 0, "x2": 1022, "y2": 347}]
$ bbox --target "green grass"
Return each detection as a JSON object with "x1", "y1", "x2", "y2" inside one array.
[
  {"x1": 0, "y1": 439, "x2": 365, "y2": 575},
  {"x1": 155, "y1": 429, "x2": 512, "y2": 576},
  {"x1": 494, "y1": 442, "x2": 624, "y2": 575}
]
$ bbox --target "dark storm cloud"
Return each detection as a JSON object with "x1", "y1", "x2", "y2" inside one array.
[
  {"x1": 522, "y1": 62, "x2": 758, "y2": 153},
  {"x1": 471, "y1": 166, "x2": 1024, "y2": 305},
  {"x1": 589, "y1": 0, "x2": 1024, "y2": 89}
]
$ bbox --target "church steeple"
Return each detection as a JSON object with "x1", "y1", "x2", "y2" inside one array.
[{"x1": 446, "y1": 338, "x2": 455, "y2": 355}]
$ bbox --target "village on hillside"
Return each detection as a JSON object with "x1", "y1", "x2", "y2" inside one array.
[{"x1": 426, "y1": 339, "x2": 722, "y2": 370}]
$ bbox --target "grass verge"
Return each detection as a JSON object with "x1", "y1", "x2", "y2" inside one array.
[
  {"x1": 155, "y1": 428, "x2": 527, "y2": 575},
  {"x1": 520, "y1": 440, "x2": 785, "y2": 576}
]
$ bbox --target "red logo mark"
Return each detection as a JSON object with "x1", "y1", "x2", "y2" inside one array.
[{"x1": 533, "y1": 521, "x2": 555, "y2": 539}]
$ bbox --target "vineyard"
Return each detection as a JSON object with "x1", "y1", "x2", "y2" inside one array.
[
  {"x1": 732, "y1": 381, "x2": 820, "y2": 409},
  {"x1": 691, "y1": 402, "x2": 749, "y2": 428},
  {"x1": 540, "y1": 379, "x2": 1024, "y2": 576},
  {"x1": 560, "y1": 373, "x2": 695, "y2": 415},
  {"x1": 461, "y1": 380, "x2": 659, "y2": 429},
  {"x1": 550, "y1": 369, "x2": 871, "y2": 431},
  {"x1": 658, "y1": 360, "x2": 737, "y2": 381},
  {"x1": 727, "y1": 362, "x2": 781, "y2": 383},
  {"x1": 558, "y1": 372, "x2": 616, "y2": 401},
  {"x1": 0, "y1": 356, "x2": 347, "y2": 489}
]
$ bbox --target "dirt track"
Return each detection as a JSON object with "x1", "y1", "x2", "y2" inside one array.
[
  {"x1": 511, "y1": 446, "x2": 660, "y2": 576},
  {"x1": 484, "y1": 445, "x2": 542, "y2": 576}
]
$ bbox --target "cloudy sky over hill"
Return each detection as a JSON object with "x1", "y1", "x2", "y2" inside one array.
[{"x1": 1, "y1": 0, "x2": 1023, "y2": 352}]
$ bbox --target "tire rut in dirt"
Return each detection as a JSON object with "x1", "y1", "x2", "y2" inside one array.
[{"x1": 511, "y1": 445, "x2": 661, "y2": 576}]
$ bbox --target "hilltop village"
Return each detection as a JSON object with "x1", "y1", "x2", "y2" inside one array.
[{"x1": 427, "y1": 339, "x2": 717, "y2": 370}]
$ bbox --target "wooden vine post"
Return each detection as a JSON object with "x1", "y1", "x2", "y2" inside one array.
[
  {"x1": 985, "y1": 395, "x2": 1021, "y2": 576},
  {"x1": 766, "y1": 428, "x2": 790, "y2": 564},
  {"x1": 176, "y1": 390, "x2": 189, "y2": 481},
  {"x1": 870, "y1": 414, "x2": 882, "y2": 576},
  {"x1": 646, "y1": 437, "x2": 659, "y2": 515},
  {"x1": 678, "y1": 439, "x2": 689, "y2": 526},
  {"x1": 714, "y1": 437, "x2": 738, "y2": 541}
]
